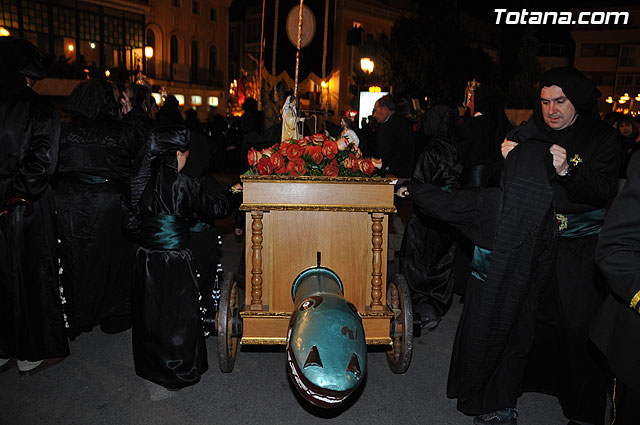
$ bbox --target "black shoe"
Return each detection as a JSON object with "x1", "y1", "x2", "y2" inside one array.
[
  {"x1": 421, "y1": 316, "x2": 440, "y2": 332},
  {"x1": 418, "y1": 305, "x2": 441, "y2": 334},
  {"x1": 473, "y1": 409, "x2": 518, "y2": 425}
]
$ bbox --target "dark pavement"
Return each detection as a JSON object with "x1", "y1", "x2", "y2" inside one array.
[{"x1": 0, "y1": 178, "x2": 567, "y2": 425}]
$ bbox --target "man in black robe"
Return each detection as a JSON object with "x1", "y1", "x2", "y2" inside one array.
[
  {"x1": 503, "y1": 67, "x2": 620, "y2": 425},
  {"x1": 400, "y1": 67, "x2": 619, "y2": 425},
  {"x1": 592, "y1": 150, "x2": 640, "y2": 425},
  {"x1": 0, "y1": 38, "x2": 69, "y2": 375},
  {"x1": 399, "y1": 135, "x2": 557, "y2": 425}
]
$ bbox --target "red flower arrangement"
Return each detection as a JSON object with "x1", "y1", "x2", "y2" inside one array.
[{"x1": 246, "y1": 133, "x2": 383, "y2": 177}]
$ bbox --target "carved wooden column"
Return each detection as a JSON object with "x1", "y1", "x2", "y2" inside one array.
[
  {"x1": 370, "y1": 212, "x2": 384, "y2": 310},
  {"x1": 250, "y1": 211, "x2": 264, "y2": 310}
]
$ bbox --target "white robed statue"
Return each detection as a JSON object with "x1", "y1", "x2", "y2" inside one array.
[{"x1": 281, "y1": 95, "x2": 298, "y2": 141}]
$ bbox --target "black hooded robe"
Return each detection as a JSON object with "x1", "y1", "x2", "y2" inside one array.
[
  {"x1": 123, "y1": 126, "x2": 232, "y2": 389},
  {"x1": 408, "y1": 139, "x2": 557, "y2": 416},
  {"x1": 591, "y1": 151, "x2": 640, "y2": 425},
  {"x1": 399, "y1": 105, "x2": 462, "y2": 323},
  {"x1": 55, "y1": 79, "x2": 143, "y2": 338},
  {"x1": 518, "y1": 69, "x2": 621, "y2": 425},
  {"x1": 0, "y1": 39, "x2": 69, "y2": 362}
]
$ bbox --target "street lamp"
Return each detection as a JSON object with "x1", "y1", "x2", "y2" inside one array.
[
  {"x1": 144, "y1": 46, "x2": 154, "y2": 59},
  {"x1": 360, "y1": 57, "x2": 374, "y2": 74}
]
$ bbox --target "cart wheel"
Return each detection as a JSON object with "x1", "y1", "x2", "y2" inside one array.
[
  {"x1": 217, "y1": 272, "x2": 241, "y2": 373},
  {"x1": 386, "y1": 273, "x2": 414, "y2": 373}
]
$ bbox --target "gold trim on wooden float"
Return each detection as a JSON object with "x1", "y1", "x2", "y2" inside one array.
[
  {"x1": 365, "y1": 337, "x2": 393, "y2": 345},
  {"x1": 361, "y1": 311, "x2": 394, "y2": 318},
  {"x1": 240, "y1": 175, "x2": 396, "y2": 184},
  {"x1": 240, "y1": 203, "x2": 397, "y2": 213},
  {"x1": 239, "y1": 337, "x2": 392, "y2": 346},
  {"x1": 240, "y1": 310, "x2": 291, "y2": 318},
  {"x1": 240, "y1": 337, "x2": 288, "y2": 345}
]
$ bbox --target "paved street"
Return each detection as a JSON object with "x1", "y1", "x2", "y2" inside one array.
[{"x1": 0, "y1": 192, "x2": 567, "y2": 425}]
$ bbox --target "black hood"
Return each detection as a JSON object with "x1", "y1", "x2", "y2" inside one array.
[
  {"x1": 66, "y1": 79, "x2": 120, "y2": 120},
  {"x1": 539, "y1": 67, "x2": 601, "y2": 117}
]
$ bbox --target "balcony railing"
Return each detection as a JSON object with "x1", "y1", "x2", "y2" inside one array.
[{"x1": 146, "y1": 61, "x2": 224, "y2": 88}]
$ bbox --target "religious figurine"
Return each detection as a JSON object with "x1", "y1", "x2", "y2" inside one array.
[{"x1": 281, "y1": 95, "x2": 298, "y2": 141}]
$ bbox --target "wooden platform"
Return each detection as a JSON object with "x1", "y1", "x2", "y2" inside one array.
[{"x1": 239, "y1": 175, "x2": 397, "y2": 345}]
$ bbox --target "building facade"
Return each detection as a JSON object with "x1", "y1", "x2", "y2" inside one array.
[
  {"x1": 1, "y1": 0, "x2": 231, "y2": 119},
  {"x1": 571, "y1": 6, "x2": 640, "y2": 114}
]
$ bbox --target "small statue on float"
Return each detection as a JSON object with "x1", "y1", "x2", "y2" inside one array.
[{"x1": 281, "y1": 95, "x2": 298, "y2": 142}]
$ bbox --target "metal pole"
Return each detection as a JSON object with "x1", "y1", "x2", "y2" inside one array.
[
  {"x1": 258, "y1": 0, "x2": 265, "y2": 110},
  {"x1": 293, "y1": 0, "x2": 303, "y2": 100}
]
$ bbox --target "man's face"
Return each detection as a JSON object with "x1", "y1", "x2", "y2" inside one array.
[
  {"x1": 372, "y1": 102, "x2": 389, "y2": 124},
  {"x1": 540, "y1": 85, "x2": 578, "y2": 130}
]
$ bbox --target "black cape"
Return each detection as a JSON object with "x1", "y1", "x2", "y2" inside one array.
[
  {"x1": 56, "y1": 98, "x2": 143, "y2": 337},
  {"x1": 0, "y1": 85, "x2": 69, "y2": 361},
  {"x1": 400, "y1": 105, "x2": 462, "y2": 320},
  {"x1": 409, "y1": 139, "x2": 557, "y2": 415},
  {"x1": 124, "y1": 125, "x2": 232, "y2": 389},
  {"x1": 593, "y1": 150, "x2": 640, "y2": 390}
]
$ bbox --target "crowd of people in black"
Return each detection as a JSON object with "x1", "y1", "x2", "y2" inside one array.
[
  {"x1": 0, "y1": 37, "x2": 239, "y2": 394},
  {"x1": 2, "y1": 36, "x2": 640, "y2": 425}
]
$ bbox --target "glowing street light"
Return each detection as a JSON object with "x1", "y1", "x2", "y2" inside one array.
[
  {"x1": 144, "y1": 46, "x2": 154, "y2": 59},
  {"x1": 360, "y1": 57, "x2": 374, "y2": 74},
  {"x1": 0, "y1": 27, "x2": 10, "y2": 37},
  {"x1": 605, "y1": 96, "x2": 613, "y2": 104}
]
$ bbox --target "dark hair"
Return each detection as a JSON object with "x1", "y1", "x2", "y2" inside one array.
[
  {"x1": 376, "y1": 94, "x2": 396, "y2": 112},
  {"x1": 126, "y1": 83, "x2": 151, "y2": 116},
  {"x1": 66, "y1": 78, "x2": 120, "y2": 120}
]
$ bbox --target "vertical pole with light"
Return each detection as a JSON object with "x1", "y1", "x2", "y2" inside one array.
[
  {"x1": 258, "y1": 0, "x2": 266, "y2": 111},
  {"x1": 293, "y1": 0, "x2": 304, "y2": 101}
]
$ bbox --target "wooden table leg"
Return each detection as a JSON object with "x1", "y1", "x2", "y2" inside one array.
[
  {"x1": 370, "y1": 212, "x2": 384, "y2": 310},
  {"x1": 250, "y1": 211, "x2": 264, "y2": 310}
]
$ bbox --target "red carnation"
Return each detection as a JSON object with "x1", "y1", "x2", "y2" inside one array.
[
  {"x1": 323, "y1": 164, "x2": 339, "y2": 177},
  {"x1": 358, "y1": 158, "x2": 374, "y2": 176},
  {"x1": 322, "y1": 140, "x2": 338, "y2": 160},
  {"x1": 305, "y1": 145, "x2": 323, "y2": 164},
  {"x1": 344, "y1": 153, "x2": 358, "y2": 172},
  {"x1": 297, "y1": 136, "x2": 311, "y2": 147},
  {"x1": 247, "y1": 147, "x2": 262, "y2": 167},
  {"x1": 256, "y1": 157, "x2": 274, "y2": 175},
  {"x1": 313, "y1": 133, "x2": 327, "y2": 143},
  {"x1": 287, "y1": 158, "x2": 307, "y2": 176},
  {"x1": 270, "y1": 152, "x2": 285, "y2": 170},
  {"x1": 286, "y1": 143, "x2": 304, "y2": 160}
]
